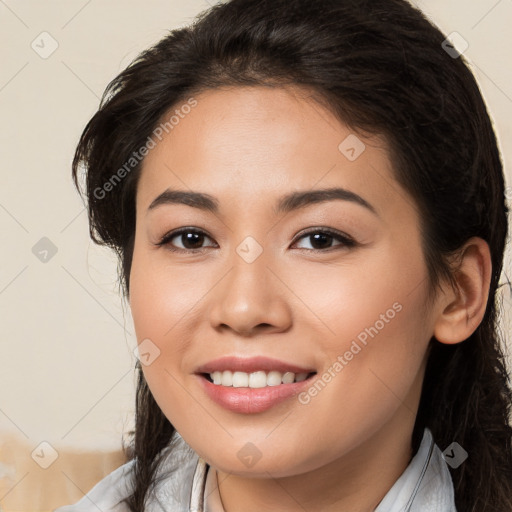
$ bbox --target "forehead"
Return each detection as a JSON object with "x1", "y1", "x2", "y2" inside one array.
[{"x1": 136, "y1": 85, "x2": 404, "y2": 217}]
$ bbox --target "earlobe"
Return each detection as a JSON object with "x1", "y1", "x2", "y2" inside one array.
[{"x1": 433, "y1": 237, "x2": 492, "y2": 345}]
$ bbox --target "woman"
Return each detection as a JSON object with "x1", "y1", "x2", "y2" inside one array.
[{"x1": 55, "y1": 0, "x2": 512, "y2": 510}]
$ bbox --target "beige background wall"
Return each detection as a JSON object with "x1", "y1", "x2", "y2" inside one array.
[{"x1": 1, "y1": 0, "x2": 511, "y2": 509}]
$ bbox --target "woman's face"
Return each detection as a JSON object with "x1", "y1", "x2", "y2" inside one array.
[{"x1": 129, "y1": 85, "x2": 437, "y2": 477}]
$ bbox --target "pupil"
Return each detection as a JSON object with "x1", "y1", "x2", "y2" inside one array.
[
  {"x1": 183, "y1": 232, "x2": 203, "y2": 249},
  {"x1": 311, "y1": 233, "x2": 332, "y2": 249}
]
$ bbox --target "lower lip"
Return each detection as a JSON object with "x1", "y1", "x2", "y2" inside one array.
[{"x1": 196, "y1": 373, "x2": 316, "y2": 414}]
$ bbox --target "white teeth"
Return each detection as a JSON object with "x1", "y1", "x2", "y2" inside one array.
[
  {"x1": 266, "y1": 371, "x2": 283, "y2": 386},
  {"x1": 220, "y1": 371, "x2": 232, "y2": 386},
  {"x1": 282, "y1": 371, "x2": 295, "y2": 384},
  {"x1": 232, "y1": 371, "x2": 249, "y2": 388},
  {"x1": 208, "y1": 370, "x2": 312, "y2": 387},
  {"x1": 249, "y1": 371, "x2": 267, "y2": 388}
]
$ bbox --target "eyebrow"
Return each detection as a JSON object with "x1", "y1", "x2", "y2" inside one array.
[{"x1": 147, "y1": 187, "x2": 378, "y2": 216}]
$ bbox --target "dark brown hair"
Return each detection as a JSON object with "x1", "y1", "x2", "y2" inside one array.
[{"x1": 72, "y1": 0, "x2": 512, "y2": 509}]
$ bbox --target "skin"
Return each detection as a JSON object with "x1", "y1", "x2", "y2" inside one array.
[{"x1": 128, "y1": 85, "x2": 491, "y2": 511}]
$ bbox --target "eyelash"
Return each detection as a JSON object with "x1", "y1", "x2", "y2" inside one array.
[{"x1": 155, "y1": 227, "x2": 357, "y2": 253}]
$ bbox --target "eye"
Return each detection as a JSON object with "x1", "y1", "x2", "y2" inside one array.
[
  {"x1": 291, "y1": 228, "x2": 356, "y2": 251},
  {"x1": 156, "y1": 227, "x2": 217, "y2": 252},
  {"x1": 156, "y1": 226, "x2": 356, "y2": 253}
]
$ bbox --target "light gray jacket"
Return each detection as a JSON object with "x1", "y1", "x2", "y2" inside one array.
[{"x1": 54, "y1": 428, "x2": 457, "y2": 511}]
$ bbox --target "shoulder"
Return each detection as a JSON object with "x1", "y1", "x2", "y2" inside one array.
[
  {"x1": 53, "y1": 459, "x2": 136, "y2": 512},
  {"x1": 53, "y1": 433, "x2": 201, "y2": 512}
]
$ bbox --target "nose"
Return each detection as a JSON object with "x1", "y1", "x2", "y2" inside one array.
[{"x1": 208, "y1": 250, "x2": 293, "y2": 337}]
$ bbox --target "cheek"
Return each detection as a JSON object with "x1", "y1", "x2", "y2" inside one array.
[
  {"x1": 128, "y1": 245, "x2": 218, "y2": 423},
  {"x1": 129, "y1": 245, "x2": 210, "y2": 343},
  {"x1": 284, "y1": 241, "x2": 431, "y2": 419},
  {"x1": 282, "y1": 239, "x2": 429, "y2": 352}
]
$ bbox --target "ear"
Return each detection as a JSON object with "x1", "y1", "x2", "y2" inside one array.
[{"x1": 433, "y1": 237, "x2": 492, "y2": 345}]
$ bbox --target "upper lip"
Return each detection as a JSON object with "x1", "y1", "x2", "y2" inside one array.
[{"x1": 195, "y1": 356, "x2": 316, "y2": 375}]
